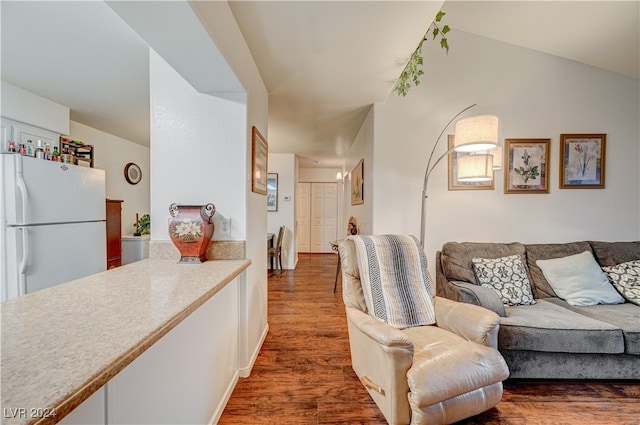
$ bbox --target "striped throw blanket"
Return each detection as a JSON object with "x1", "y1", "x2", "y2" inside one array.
[{"x1": 347, "y1": 235, "x2": 436, "y2": 329}]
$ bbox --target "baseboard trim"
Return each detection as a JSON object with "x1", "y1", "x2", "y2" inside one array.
[
  {"x1": 208, "y1": 369, "x2": 240, "y2": 425},
  {"x1": 239, "y1": 323, "x2": 269, "y2": 378}
]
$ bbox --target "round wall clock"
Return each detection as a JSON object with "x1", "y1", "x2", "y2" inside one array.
[{"x1": 124, "y1": 162, "x2": 142, "y2": 185}]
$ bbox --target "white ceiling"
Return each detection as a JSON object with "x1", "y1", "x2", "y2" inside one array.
[{"x1": 1, "y1": 1, "x2": 638, "y2": 168}]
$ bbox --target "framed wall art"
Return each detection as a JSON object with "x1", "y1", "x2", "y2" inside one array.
[
  {"x1": 504, "y1": 138, "x2": 550, "y2": 194},
  {"x1": 351, "y1": 159, "x2": 364, "y2": 205},
  {"x1": 251, "y1": 126, "x2": 268, "y2": 195},
  {"x1": 267, "y1": 173, "x2": 278, "y2": 211},
  {"x1": 447, "y1": 135, "x2": 494, "y2": 191},
  {"x1": 559, "y1": 134, "x2": 606, "y2": 189}
]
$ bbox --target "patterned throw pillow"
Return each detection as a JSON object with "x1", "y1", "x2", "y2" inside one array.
[
  {"x1": 472, "y1": 255, "x2": 536, "y2": 306},
  {"x1": 602, "y1": 260, "x2": 640, "y2": 306}
]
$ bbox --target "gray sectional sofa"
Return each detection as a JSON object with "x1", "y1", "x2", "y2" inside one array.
[{"x1": 435, "y1": 240, "x2": 640, "y2": 379}]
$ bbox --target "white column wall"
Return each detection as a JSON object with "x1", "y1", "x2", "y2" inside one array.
[
  {"x1": 149, "y1": 50, "x2": 245, "y2": 242},
  {"x1": 371, "y1": 30, "x2": 639, "y2": 275},
  {"x1": 344, "y1": 107, "x2": 374, "y2": 235}
]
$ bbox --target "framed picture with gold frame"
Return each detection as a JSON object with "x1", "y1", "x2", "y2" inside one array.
[
  {"x1": 504, "y1": 138, "x2": 550, "y2": 194},
  {"x1": 559, "y1": 134, "x2": 606, "y2": 189},
  {"x1": 350, "y1": 159, "x2": 364, "y2": 205},
  {"x1": 447, "y1": 135, "x2": 494, "y2": 191},
  {"x1": 251, "y1": 126, "x2": 268, "y2": 195}
]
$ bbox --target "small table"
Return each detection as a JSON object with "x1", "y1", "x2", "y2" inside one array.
[{"x1": 330, "y1": 239, "x2": 344, "y2": 292}]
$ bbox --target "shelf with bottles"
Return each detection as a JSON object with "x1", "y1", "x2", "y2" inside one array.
[{"x1": 60, "y1": 137, "x2": 94, "y2": 168}]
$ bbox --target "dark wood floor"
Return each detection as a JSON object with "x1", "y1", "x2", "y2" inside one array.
[{"x1": 218, "y1": 253, "x2": 640, "y2": 424}]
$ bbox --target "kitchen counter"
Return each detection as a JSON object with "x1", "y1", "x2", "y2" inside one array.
[{"x1": 1, "y1": 258, "x2": 251, "y2": 425}]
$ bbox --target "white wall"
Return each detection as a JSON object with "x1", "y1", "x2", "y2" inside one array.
[
  {"x1": 344, "y1": 107, "x2": 374, "y2": 236},
  {"x1": 267, "y1": 153, "x2": 296, "y2": 269},
  {"x1": 69, "y1": 121, "x2": 150, "y2": 235},
  {"x1": 371, "y1": 30, "x2": 640, "y2": 275},
  {"x1": 1, "y1": 81, "x2": 69, "y2": 135}
]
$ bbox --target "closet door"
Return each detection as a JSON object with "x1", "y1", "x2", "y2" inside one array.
[
  {"x1": 296, "y1": 183, "x2": 311, "y2": 253},
  {"x1": 323, "y1": 183, "x2": 338, "y2": 252},
  {"x1": 310, "y1": 183, "x2": 325, "y2": 252}
]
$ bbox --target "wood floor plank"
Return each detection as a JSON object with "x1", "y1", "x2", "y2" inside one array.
[{"x1": 218, "y1": 253, "x2": 640, "y2": 424}]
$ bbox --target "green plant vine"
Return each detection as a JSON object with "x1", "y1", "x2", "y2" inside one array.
[{"x1": 394, "y1": 11, "x2": 450, "y2": 97}]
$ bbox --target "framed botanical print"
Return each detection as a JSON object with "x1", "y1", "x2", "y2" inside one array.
[
  {"x1": 267, "y1": 173, "x2": 278, "y2": 211},
  {"x1": 504, "y1": 139, "x2": 550, "y2": 194},
  {"x1": 251, "y1": 126, "x2": 268, "y2": 195},
  {"x1": 447, "y1": 135, "x2": 494, "y2": 190},
  {"x1": 559, "y1": 134, "x2": 606, "y2": 189},
  {"x1": 351, "y1": 159, "x2": 364, "y2": 205}
]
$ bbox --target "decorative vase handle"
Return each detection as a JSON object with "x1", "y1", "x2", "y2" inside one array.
[
  {"x1": 169, "y1": 203, "x2": 179, "y2": 218},
  {"x1": 204, "y1": 203, "x2": 216, "y2": 224}
]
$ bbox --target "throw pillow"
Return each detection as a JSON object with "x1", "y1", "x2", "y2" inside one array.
[
  {"x1": 536, "y1": 251, "x2": 625, "y2": 306},
  {"x1": 602, "y1": 260, "x2": 640, "y2": 306},
  {"x1": 472, "y1": 255, "x2": 536, "y2": 306},
  {"x1": 347, "y1": 235, "x2": 436, "y2": 329}
]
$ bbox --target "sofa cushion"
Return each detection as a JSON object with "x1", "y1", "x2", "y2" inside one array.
[
  {"x1": 602, "y1": 260, "x2": 640, "y2": 306},
  {"x1": 441, "y1": 242, "x2": 527, "y2": 285},
  {"x1": 525, "y1": 241, "x2": 593, "y2": 298},
  {"x1": 589, "y1": 241, "x2": 640, "y2": 267},
  {"x1": 536, "y1": 251, "x2": 625, "y2": 306},
  {"x1": 544, "y1": 298, "x2": 640, "y2": 355},
  {"x1": 499, "y1": 300, "x2": 624, "y2": 354},
  {"x1": 472, "y1": 255, "x2": 536, "y2": 306}
]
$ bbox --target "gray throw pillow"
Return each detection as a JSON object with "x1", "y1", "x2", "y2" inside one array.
[
  {"x1": 602, "y1": 260, "x2": 640, "y2": 306},
  {"x1": 472, "y1": 255, "x2": 536, "y2": 306}
]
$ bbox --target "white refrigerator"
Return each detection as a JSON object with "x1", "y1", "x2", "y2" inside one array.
[{"x1": 1, "y1": 153, "x2": 106, "y2": 301}]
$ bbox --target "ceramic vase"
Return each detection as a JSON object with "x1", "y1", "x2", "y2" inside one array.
[{"x1": 168, "y1": 203, "x2": 216, "y2": 263}]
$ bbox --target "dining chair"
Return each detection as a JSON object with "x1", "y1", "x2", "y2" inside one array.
[{"x1": 268, "y1": 225, "x2": 285, "y2": 274}]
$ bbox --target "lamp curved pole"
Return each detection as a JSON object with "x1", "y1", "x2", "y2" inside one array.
[{"x1": 419, "y1": 104, "x2": 476, "y2": 247}]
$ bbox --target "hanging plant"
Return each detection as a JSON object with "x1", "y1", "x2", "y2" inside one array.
[{"x1": 394, "y1": 11, "x2": 450, "y2": 97}]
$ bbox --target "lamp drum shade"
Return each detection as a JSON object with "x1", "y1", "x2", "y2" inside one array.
[
  {"x1": 454, "y1": 115, "x2": 499, "y2": 152},
  {"x1": 457, "y1": 153, "x2": 493, "y2": 182}
]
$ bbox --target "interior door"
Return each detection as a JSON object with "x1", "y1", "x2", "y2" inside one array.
[
  {"x1": 310, "y1": 183, "x2": 325, "y2": 252},
  {"x1": 323, "y1": 183, "x2": 338, "y2": 251},
  {"x1": 296, "y1": 183, "x2": 310, "y2": 252}
]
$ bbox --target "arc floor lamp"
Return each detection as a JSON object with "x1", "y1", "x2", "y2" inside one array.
[{"x1": 419, "y1": 104, "x2": 500, "y2": 246}]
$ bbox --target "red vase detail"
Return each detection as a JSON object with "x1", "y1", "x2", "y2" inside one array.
[{"x1": 168, "y1": 203, "x2": 216, "y2": 263}]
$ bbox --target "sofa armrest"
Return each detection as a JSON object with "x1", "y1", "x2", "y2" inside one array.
[
  {"x1": 345, "y1": 306, "x2": 414, "y2": 424},
  {"x1": 449, "y1": 280, "x2": 506, "y2": 317},
  {"x1": 433, "y1": 296, "x2": 501, "y2": 349}
]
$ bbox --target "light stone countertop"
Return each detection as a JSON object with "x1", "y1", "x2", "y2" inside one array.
[{"x1": 1, "y1": 258, "x2": 251, "y2": 425}]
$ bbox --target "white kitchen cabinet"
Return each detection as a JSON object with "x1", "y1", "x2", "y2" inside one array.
[
  {"x1": 58, "y1": 386, "x2": 106, "y2": 425},
  {"x1": 107, "y1": 277, "x2": 240, "y2": 424}
]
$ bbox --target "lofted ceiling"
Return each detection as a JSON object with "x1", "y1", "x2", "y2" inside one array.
[{"x1": 1, "y1": 1, "x2": 638, "y2": 169}]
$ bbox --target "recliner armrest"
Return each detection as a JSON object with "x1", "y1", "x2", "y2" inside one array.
[
  {"x1": 346, "y1": 306, "x2": 414, "y2": 350},
  {"x1": 449, "y1": 280, "x2": 506, "y2": 317},
  {"x1": 433, "y1": 296, "x2": 501, "y2": 349}
]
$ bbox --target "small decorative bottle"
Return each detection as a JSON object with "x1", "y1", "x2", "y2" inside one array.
[
  {"x1": 35, "y1": 140, "x2": 44, "y2": 159},
  {"x1": 44, "y1": 143, "x2": 52, "y2": 160},
  {"x1": 52, "y1": 146, "x2": 60, "y2": 162}
]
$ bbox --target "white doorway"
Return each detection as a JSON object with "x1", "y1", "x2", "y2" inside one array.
[{"x1": 297, "y1": 182, "x2": 337, "y2": 253}]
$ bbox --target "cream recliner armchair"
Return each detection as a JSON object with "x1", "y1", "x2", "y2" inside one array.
[{"x1": 339, "y1": 239, "x2": 509, "y2": 425}]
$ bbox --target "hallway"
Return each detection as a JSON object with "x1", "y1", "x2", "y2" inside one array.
[{"x1": 218, "y1": 253, "x2": 640, "y2": 424}]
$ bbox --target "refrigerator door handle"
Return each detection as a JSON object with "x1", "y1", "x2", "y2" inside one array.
[
  {"x1": 15, "y1": 155, "x2": 28, "y2": 224},
  {"x1": 18, "y1": 227, "x2": 28, "y2": 296}
]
